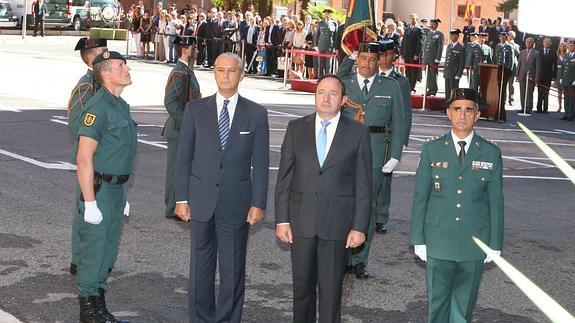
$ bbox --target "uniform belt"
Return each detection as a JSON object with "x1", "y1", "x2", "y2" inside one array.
[
  {"x1": 369, "y1": 126, "x2": 391, "y2": 133},
  {"x1": 96, "y1": 173, "x2": 130, "y2": 184}
]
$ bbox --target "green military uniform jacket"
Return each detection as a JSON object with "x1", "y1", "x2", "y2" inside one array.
[
  {"x1": 313, "y1": 19, "x2": 337, "y2": 52},
  {"x1": 162, "y1": 60, "x2": 201, "y2": 140},
  {"x1": 494, "y1": 42, "x2": 515, "y2": 71},
  {"x1": 68, "y1": 69, "x2": 100, "y2": 140},
  {"x1": 465, "y1": 42, "x2": 483, "y2": 71},
  {"x1": 410, "y1": 132, "x2": 504, "y2": 261},
  {"x1": 560, "y1": 52, "x2": 575, "y2": 86},
  {"x1": 422, "y1": 29, "x2": 444, "y2": 65},
  {"x1": 77, "y1": 87, "x2": 138, "y2": 175},
  {"x1": 444, "y1": 42, "x2": 465, "y2": 79},
  {"x1": 337, "y1": 57, "x2": 405, "y2": 167},
  {"x1": 384, "y1": 68, "x2": 412, "y2": 147}
]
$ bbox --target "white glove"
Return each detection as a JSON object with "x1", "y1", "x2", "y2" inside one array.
[
  {"x1": 350, "y1": 50, "x2": 358, "y2": 60},
  {"x1": 455, "y1": 76, "x2": 460, "y2": 80},
  {"x1": 124, "y1": 201, "x2": 130, "y2": 217},
  {"x1": 414, "y1": 245, "x2": 427, "y2": 262},
  {"x1": 484, "y1": 250, "x2": 501, "y2": 263},
  {"x1": 382, "y1": 158, "x2": 399, "y2": 173},
  {"x1": 572, "y1": 81, "x2": 575, "y2": 86},
  {"x1": 84, "y1": 201, "x2": 103, "y2": 225},
  {"x1": 560, "y1": 79, "x2": 563, "y2": 85},
  {"x1": 434, "y1": 59, "x2": 440, "y2": 63}
]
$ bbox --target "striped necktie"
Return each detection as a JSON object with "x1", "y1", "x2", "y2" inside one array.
[{"x1": 218, "y1": 99, "x2": 230, "y2": 149}]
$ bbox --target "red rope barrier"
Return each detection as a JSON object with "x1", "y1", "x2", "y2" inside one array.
[
  {"x1": 286, "y1": 49, "x2": 337, "y2": 58},
  {"x1": 392, "y1": 61, "x2": 445, "y2": 69}
]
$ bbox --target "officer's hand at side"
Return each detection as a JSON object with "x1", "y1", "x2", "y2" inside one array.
[
  {"x1": 275, "y1": 224, "x2": 293, "y2": 244},
  {"x1": 484, "y1": 250, "x2": 501, "y2": 263},
  {"x1": 434, "y1": 59, "x2": 440, "y2": 63},
  {"x1": 123, "y1": 201, "x2": 130, "y2": 217},
  {"x1": 84, "y1": 201, "x2": 103, "y2": 225},
  {"x1": 175, "y1": 203, "x2": 191, "y2": 221},
  {"x1": 413, "y1": 55, "x2": 419, "y2": 61},
  {"x1": 455, "y1": 76, "x2": 460, "y2": 80},
  {"x1": 382, "y1": 158, "x2": 399, "y2": 173},
  {"x1": 414, "y1": 244, "x2": 427, "y2": 262},
  {"x1": 346, "y1": 230, "x2": 366, "y2": 248},
  {"x1": 247, "y1": 206, "x2": 265, "y2": 225}
]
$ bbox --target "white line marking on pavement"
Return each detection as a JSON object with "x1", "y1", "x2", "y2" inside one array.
[
  {"x1": 413, "y1": 123, "x2": 562, "y2": 134},
  {"x1": 0, "y1": 149, "x2": 76, "y2": 170},
  {"x1": 0, "y1": 107, "x2": 21, "y2": 112},
  {"x1": 266, "y1": 109, "x2": 302, "y2": 118},
  {"x1": 503, "y1": 156, "x2": 555, "y2": 168},
  {"x1": 50, "y1": 119, "x2": 68, "y2": 126},
  {"x1": 555, "y1": 129, "x2": 575, "y2": 135},
  {"x1": 137, "y1": 139, "x2": 167, "y2": 149},
  {"x1": 409, "y1": 134, "x2": 575, "y2": 147},
  {"x1": 393, "y1": 170, "x2": 568, "y2": 180}
]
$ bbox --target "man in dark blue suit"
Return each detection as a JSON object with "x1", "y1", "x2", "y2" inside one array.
[{"x1": 174, "y1": 52, "x2": 269, "y2": 323}]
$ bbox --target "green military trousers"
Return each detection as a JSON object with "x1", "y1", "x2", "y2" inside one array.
[
  {"x1": 426, "y1": 257, "x2": 484, "y2": 323},
  {"x1": 375, "y1": 173, "x2": 392, "y2": 226},
  {"x1": 564, "y1": 85, "x2": 575, "y2": 120},
  {"x1": 469, "y1": 68, "x2": 480, "y2": 94},
  {"x1": 165, "y1": 138, "x2": 178, "y2": 218},
  {"x1": 426, "y1": 67, "x2": 439, "y2": 95},
  {"x1": 348, "y1": 169, "x2": 384, "y2": 266},
  {"x1": 76, "y1": 182, "x2": 126, "y2": 297},
  {"x1": 71, "y1": 187, "x2": 82, "y2": 266}
]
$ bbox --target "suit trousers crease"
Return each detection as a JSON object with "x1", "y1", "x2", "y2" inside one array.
[
  {"x1": 426, "y1": 257, "x2": 484, "y2": 323},
  {"x1": 188, "y1": 217, "x2": 249, "y2": 323},
  {"x1": 537, "y1": 79, "x2": 551, "y2": 111},
  {"x1": 519, "y1": 79, "x2": 536, "y2": 112},
  {"x1": 165, "y1": 138, "x2": 178, "y2": 217},
  {"x1": 292, "y1": 236, "x2": 347, "y2": 323}
]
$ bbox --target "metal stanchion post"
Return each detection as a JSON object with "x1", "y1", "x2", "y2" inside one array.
[
  {"x1": 126, "y1": 31, "x2": 130, "y2": 57},
  {"x1": 518, "y1": 70, "x2": 532, "y2": 116},
  {"x1": 283, "y1": 49, "x2": 289, "y2": 88},
  {"x1": 497, "y1": 66, "x2": 505, "y2": 120},
  {"x1": 422, "y1": 64, "x2": 429, "y2": 111}
]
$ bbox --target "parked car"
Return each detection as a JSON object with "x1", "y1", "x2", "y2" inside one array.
[
  {"x1": 0, "y1": 0, "x2": 19, "y2": 27},
  {"x1": 27, "y1": 0, "x2": 119, "y2": 30}
]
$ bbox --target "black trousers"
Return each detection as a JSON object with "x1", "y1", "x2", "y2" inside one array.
[
  {"x1": 188, "y1": 216, "x2": 249, "y2": 323},
  {"x1": 537, "y1": 78, "x2": 552, "y2": 112},
  {"x1": 519, "y1": 77, "x2": 536, "y2": 113},
  {"x1": 245, "y1": 43, "x2": 257, "y2": 74},
  {"x1": 291, "y1": 235, "x2": 348, "y2": 323},
  {"x1": 404, "y1": 56, "x2": 418, "y2": 91},
  {"x1": 34, "y1": 16, "x2": 44, "y2": 36},
  {"x1": 266, "y1": 46, "x2": 277, "y2": 76},
  {"x1": 206, "y1": 38, "x2": 215, "y2": 66},
  {"x1": 196, "y1": 43, "x2": 206, "y2": 66}
]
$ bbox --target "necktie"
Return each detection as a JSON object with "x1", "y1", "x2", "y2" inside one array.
[
  {"x1": 458, "y1": 141, "x2": 467, "y2": 165},
  {"x1": 363, "y1": 79, "x2": 370, "y2": 97},
  {"x1": 218, "y1": 99, "x2": 230, "y2": 149},
  {"x1": 316, "y1": 120, "x2": 331, "y2": 167}
]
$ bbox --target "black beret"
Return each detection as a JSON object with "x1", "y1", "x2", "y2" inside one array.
[
  {"x1": 499, "y1": 31, "x2": 508, "y2": 36},
  {"x1": 480, "y1": 32, "x2": 489, "y2": 37},
  {"x1": 469, "y1": 32, "x2": 478, "y2": 36},
  {"x1": 430, "y1": 18, "x2": 441, "y2": 24},
  {"x1": 92, "y1": 51, "x2": 126, "y2": 65},
  {"x1": 450, "y1": 29, "x2": 462, "y2": 34},
  {"x1": 377, "y1": 39, "x2": 396, "y2": 53},
  {"x1": 568, "y1": 39, "x2": 575, "y2": 44},
  {"x1": 420, "y1": 18, "x2": 428, "y2": 23},
  {"x1": 358, "y1": 41, "x2": 380, "y2": 53},
  {"x1": 322, "y1": 8, "x2": 333, "y2": 13},
  {"x1": 449, "y1": 88, "x2": 480, "y2": 104},
  {"x1": 75, "y1": 37, "x2": 107, "y2": 51},
  {"x1": 174, "y1": 35, "x2": 196, "y2": 47}
]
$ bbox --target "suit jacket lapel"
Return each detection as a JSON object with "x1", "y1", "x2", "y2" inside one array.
[
  {"x1": 305, "y1": 114, "x2": 321, "y2": 170},
  {"x1": 225, "y1": 95, "x2": 247, "y2": 152},
  {"x1": 203, "y1": 94, "x2": 219, "y2": 142},
  {"x1": 321, "y1": 114, "x2": 347, "y2": 169}
]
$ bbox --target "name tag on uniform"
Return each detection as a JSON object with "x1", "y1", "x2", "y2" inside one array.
[
  {"x1": 453, "y1": 50, "x2": 460, "y2": 53},
  {"x1": 431, "y1": 161, "x2": 448, "y2": 168},
  {"x1": 472, "y1": 161, "x2": 493, "y2": 171},
  {"x1": 433, "y1": 35, "x2": 439, "y2": 39},
  {"x1": 375, "y1": 95, "x2": 391, "y2": 99}
]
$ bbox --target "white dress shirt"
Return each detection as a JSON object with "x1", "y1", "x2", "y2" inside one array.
[
  {"x1": 315, "y1": 111, "x2": 341, "y2": 157},
  {"x1": 356, "y1": 73, "x2": 376, "y2": 92},
  {"x1": 451, "y1": 130, "x2": 474, "y2": 156},
  {"x1": 216, "y1": 91, "x2": 239, "y2": 128},
  {"x1": 379, "y1": 67, "x2": 393, "y2": 77},
  {"x1": 247, "y1": 24, "x2": 255, "y2": 44}
]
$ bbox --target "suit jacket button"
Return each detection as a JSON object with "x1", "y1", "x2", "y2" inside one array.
[
  {"x1": 220, "y1": 165, "x2": 223, "y2": 169},
  {"x1": 319, "y1": 171, "x2": 322, "y2": 175},
  {"x1": 216, "y1": 184, "x2": 220, "y2": 187},
  {"x1": 455, "y1": 217, "x2": 460, "y2": 221},
  {"x1": 459, "y1": 176, "x2": 464, "y2": 180},
  {"x1": 457, "y1": 189, "x2": 462, "y2": 194},
  {"x1": 456, "y1": 203, "x2": 462, "y2": 208}
]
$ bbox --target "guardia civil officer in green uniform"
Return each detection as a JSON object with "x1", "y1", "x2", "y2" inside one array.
[
  {"x1": 464, "y1": 32, "x2": 483, "y2": 93},
  {"x1": 494, "y1": 31, "x2": 515, "y2": 112},
  {"x1": 337, "y1": 42, "x2": 405, "y2": 278},
  {"x1": 422, "y1": 18, "x2": 444, "y2": 96},
  {"x1": 68, "y1": 37, "x2": 108, "y2": 276},
  {"x1": 374, "y1": 39, "x2": 412, "y2": 234},
  {"x1": 313, "y1": 8, "x2": 338, "y2": 77},
  {"x1": 410, "y1": 88, "x2": 504, "y2": 323},
  {"x1": 163, "y1": 35, "x2": 201, "y2": 219},
  {"x1": 559, "y1": 39, "x2": 575, "y2": 121},
  {"x1": 478, "y1": 33, "x2": 492, "y2": 64},
  {"x1": 75, "y1": 51, "x2": 136, "y2": 323},
  {"x1": 443, "y1": 29, "x2": 466, "y2": 104}
]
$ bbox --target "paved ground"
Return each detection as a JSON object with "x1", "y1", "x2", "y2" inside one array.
[{"x1": 1, "y1": 36, "x2": 574, "y2": 322}]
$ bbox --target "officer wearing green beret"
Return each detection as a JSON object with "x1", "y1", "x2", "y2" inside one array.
[
  {"x1": 444, "y1": 29, "x2": 466, "y2": 104},
  {"x1": 559, "y1": 39, "x2": 575, "y2": 121},
  {"x1": 337, "y1": 41, "x2": 405, "y2": 278},
  {"x1": 422, "y1": 19, "x2": 444, "y2": 96},
  {"x1": 374, "y1": 39, "x2": 412, "y2": 234},
  {"x1": 75, "y1": 51, "x2": 136, "y2": 323},
  {"x1": 410, "y1": 88, "x2": 504, "y2": 323},
  {"x1": 67, "y1": 37, "x2": 108, "y2": 276},
  {"x1": 464, "y1": 33, "x2": 483, "y2": 93},
  {"x1": 163, "y1": 35, "x2": 201, "y2": 220}
]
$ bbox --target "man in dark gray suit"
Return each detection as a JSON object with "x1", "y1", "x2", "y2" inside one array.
[
  {"x1": 174, "y1": 53, "x2": 269, "y2": 323},
  {"x1": 275, "y1": 75, "x2": 372, "y2": 323},
  {"x1": 516, "y1": 37, "x2": 541, "y2": 114}
]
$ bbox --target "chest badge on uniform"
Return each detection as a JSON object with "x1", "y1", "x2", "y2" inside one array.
[
  {"x1": 434, "y1": 181, "x2": 441, "y2": 192},
  {"x1": 84, "y1": 113, "x2": 96, "y2": 126},
  {"x1": 472, "y1": 161, "x2": 493, "y2": 171}
]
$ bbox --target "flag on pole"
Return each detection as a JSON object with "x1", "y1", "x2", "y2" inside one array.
[
  {"x1": 341, "y1": 0, "x2": 378, "y2": 56},
  {"x1": 464, "y1": 0, "x2": 476, "y2": 19}
]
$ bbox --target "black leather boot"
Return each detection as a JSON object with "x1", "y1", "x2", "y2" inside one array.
[
  {"x1": 78, "y1": 296, "x2": 102, "y2": 323},
  {"x1": 97, "y1": 288, "x2": 130, "y2": 323}
]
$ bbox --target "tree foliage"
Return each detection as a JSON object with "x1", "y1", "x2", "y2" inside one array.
[
  {"x1": 496, "y1": 0, "x2": 519, "y2": 13},
  {"x1": 302, "y1": 3, "x2": 346, "y2": 23}
]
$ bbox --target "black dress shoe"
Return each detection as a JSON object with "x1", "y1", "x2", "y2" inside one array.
[
  {"x1": 345, "y1": 265, "x2": 354, "y2": 274},
  {"x1": 560, "y1": 116, "x2": 568, "y2": 120},
  {"x1": 375, "y1": 223, "x2": 387, "y2": 234},
  {"x1": 70, "y1": 262, "x2": 77, "y2": 275},
  {"x1": 354, "y1": 263, "x2": 369, "y2": 279}
]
